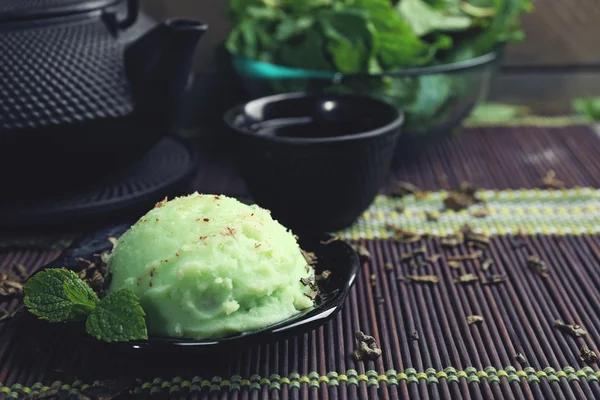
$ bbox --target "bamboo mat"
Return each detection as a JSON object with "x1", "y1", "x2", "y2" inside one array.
[{"x1": 2, "y1": 125, "x2": 600, "y2": 399}]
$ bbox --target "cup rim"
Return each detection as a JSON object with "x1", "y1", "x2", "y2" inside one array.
[{"x1": 223, "y1": 92, "x2": 405, "y2": 145}]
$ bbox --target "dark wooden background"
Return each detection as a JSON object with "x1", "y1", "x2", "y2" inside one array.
[{"x1": 141, "y1": 0, "x2": 600, "y2": 115}]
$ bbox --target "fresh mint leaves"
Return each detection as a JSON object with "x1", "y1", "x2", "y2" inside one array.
[
  {"x1": 86, "y1": 289, "x2": 147, "y2": 343},
  {"x1": 24, "y1": 269, "x2": 147, "y2": 343},
  {"x1": 24, "y1": 269, "x2": 98, "y2": 322}
]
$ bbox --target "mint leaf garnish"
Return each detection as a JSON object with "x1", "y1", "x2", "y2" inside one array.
[
  {"x1": 86, "y1": 289, "x2": 148, "y2": 342},
  {"x1": 24, "y1": 269, "x2": 99, "y2": 322}
]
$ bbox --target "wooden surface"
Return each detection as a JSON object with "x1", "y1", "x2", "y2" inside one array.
[{"x1": 503, "y1": 0, "x2": 600, "y2": 67}]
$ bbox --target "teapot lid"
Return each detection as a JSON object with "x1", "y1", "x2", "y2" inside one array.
[{"x1": 0, "y1": 0, "x2": 120, "y2": 22}]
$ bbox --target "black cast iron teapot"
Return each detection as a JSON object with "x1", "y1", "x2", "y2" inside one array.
[{"x1": 0, "y1": 0, "x2": 206, "y2": 196}]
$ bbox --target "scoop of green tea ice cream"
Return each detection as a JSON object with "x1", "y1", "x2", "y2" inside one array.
[{"x1": 104, "y1": 193, "x2": 314, "y2": 340}]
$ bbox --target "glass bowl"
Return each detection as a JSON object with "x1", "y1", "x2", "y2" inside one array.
[{"x1": 228, "y1": 49, "x2": 503, "y2": 159}]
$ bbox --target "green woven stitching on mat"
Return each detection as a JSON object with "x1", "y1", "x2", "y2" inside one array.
[
  {"x1": 5, "y1": 188, "x2": 600, "y2": 250},
  {"x1": 337, "y1": 188, "x2": 600, "y2": 239},
  {"x1": 3, "y1": 367, "x2": 599, "y2": 397}
]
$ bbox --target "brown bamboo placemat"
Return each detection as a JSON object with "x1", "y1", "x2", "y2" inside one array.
[{"x1": 2, "y1": 125, "x2": 600, "y2": 399}]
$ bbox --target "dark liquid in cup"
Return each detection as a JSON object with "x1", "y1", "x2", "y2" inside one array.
[{"x1": 250, "y1": 117, "x2": 377, "y2": 139}]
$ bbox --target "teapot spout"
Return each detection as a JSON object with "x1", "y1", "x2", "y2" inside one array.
[{"x1": 125, "y1": 19, "x2": 208, "y2": 130}]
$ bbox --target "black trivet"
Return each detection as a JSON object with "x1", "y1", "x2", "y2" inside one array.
[{"x1": 0, "y1": 136, "x2": 197, "y2": 229}]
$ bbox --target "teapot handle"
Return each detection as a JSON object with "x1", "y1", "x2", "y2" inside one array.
[{"x1": 118, "y1": 0, "x2": 140, "y2": 29}]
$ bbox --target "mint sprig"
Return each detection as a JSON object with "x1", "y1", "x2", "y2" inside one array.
[{"x1": 24, "y1": 269, "x2": 148, "y2": 342}]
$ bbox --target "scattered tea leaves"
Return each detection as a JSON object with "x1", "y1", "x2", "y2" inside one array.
[
  {"x1": 555, "y1": 320, "x2": 587, "y2": 338},
  {"x1": 425, "y1": 211, "x2": 440, "y2": 222},
  {"x1": 320, "y1": 237, "x2": 340, "y2": 245},
  {"x1": 540, "y1": 170, "x2": 565, "y2": 190},
  {"x1": 454, "y1": 273, "x2": 479, "y2": 284},
  {"x1": 447, "y1": 261, "x2": 462, "y2": 269},
  {"x1": 441, "y1": 232, "x2": 464, "y2": 247},
  {"x1": 467, "y1": 315, "x2": 484, "y2": 325},
  {"x1": 415, "y1": 192, "x2": 428, "y2": 201},
  {"x1": 304, "y1": 290, "x2": 318, "y2": 301},
  {"x1": 385, "y1": 262, "x2": 394, "y2": 272},
  {"x1": 412, "y1": 245, "x2": 427, "y2": 256},
  {"x1": 448, "y1": 251, "x2": 483, "y2": 262},
  {"x1": 399, "y1": 275, "x2": 440, "y2": 284},
  {"x1": 471, "y1": 206, "x2": 491, "y2": 218},
  {"x1": 411, "y1": 330, "x2": 420, "y2": 341},
  {"x1": 515, "y1": 353, "x2": 528, "y2": 365},
  {"x1": 301, "y1": 249, "x2": 318, "y2": 266},
  {"x1": 390, "y1": 181, "x2": 421, "y2": 198},
  {"x1": 400, "y1": 253, "x2": 413, "y2": 262},
  {"x1": 580, "y1": 345, "x2": 599, "y2": 364},
  {"x1": 427, "y1": 254, "x2": 441, "y2": 263},
  {"x1": 370, "y1": 274, "x2": 377, "y2": 287},
  {"x1": 387, "y1": 224, "x2": 423, "y2": 243},
  {"x1": 444, "y1": 182, "x2": 483, "y2": 211},
  {"x1": 351, "y1": 245, "x2": 372, "y2": 263},
  {"x1": 481, "y1": 259, "x2": 493, "y2": 271},
  {"x1": 354, "y1": 331, "x2": 382, "y2": 361},
  {"x1": 527, "y1": 255, "x2": 549, "y2": 278},
  {"x1": 482, "y1": 275, "x2": 507, "y2": 285},
  {"x1": 316, "y1": 270, "x2": 332, "y2": 281},
  {"x1": 300, "y1": 277, "x2": 312, "y2": 287}
]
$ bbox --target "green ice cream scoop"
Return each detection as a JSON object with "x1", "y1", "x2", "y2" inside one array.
[{"x1": 104, "y1": 193, "x2": 314, "y2": 340}]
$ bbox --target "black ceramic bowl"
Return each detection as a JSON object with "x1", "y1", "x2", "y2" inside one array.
[{"x1": 224, "y1": 92, "x2": 404, "y2": 232}]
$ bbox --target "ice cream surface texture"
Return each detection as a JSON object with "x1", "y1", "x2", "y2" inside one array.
[{"x1": 104, "y1": 193, "x2": 314, "y2": 340}]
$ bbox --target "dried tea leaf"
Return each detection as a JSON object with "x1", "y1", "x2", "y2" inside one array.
[
  {"x1": 515, "y1": 353, "x2": 528, "y2": 365},
  {"x1": 320, "y1": 237, "x2": 340, "y2": 245},
  {"x1": 482, "y1": 275, "x2": 507, "y2": 285},
  {"x1": 411, "y1": 330, "x2": 419, "y2": 340},
  {"x1": 301, "y1": 249, "x2": 318, "y2": 266},
  {"x1": 15, "y1": 264, "x2": 28, "y2": 279},
  {"x1": 0, "y1": 308, "x2": 8, "y2": 322},
  {"x1": 300, "y1": 277, "x2": 312, "y2": 287},
  {"x1": 481, "y1": 259, "x2": 493, "y2": 272},
  {"x1": 447, "y1": 251, "x2": 483, "y2": 262},
  {"x1": 540, "y1": 170, "x2": 565, "y2": 190},
  {"x1": 316, "y1": 270, "x2": 332, "y2": 281},
  {"x1": 385, "y1": 263, "x2": 394, "y2": 272},
  {"x1": 354, "y1": 331, "x2": 382, "y2": 361},
  {"x1": 108, "y1": 237, "x2": 118, "y2": 246},
  {"x1": 518, "y1": 228, "x2": 526, "y2": 241},
  {"x1": 427, "y1": 254, "x2": 441, "y2": 263},
  {"x1": 454, "y1": 273, "x2": 479, "y2": 284},
  {"x1": 154, "y1": 197, "x2": 168, "y2": 208},
  {"x1": 466, "y1": 315, "x2": 484, "y2": 325},
  {"x1": 425, "y1": 211, "x2": 439, "y2": 222},
  {"x1": 447, "y1": 261, "x2": 462, "y2": 269},
  {"x1": 370, "y1": 274, "x2": 377, "y2": 288},
  {"x1": 580, "y1": 345, "x2": 599, "y2": 364},
  {"x1": 387, "y1": 224, "x2": 422, "y2": 243},
  {"x1": 304, "y1": 290, "x2": 318, "y2": 301},
  {"x1": 527, "y1": 255, "x2": 549, "y2": 278},
  {"x1": 444, "y1": 182, "x2": 483, "y2": 211},
  {"x1": 412, "y1": 245, "x2": 427, "y2": 256},
  {"x1": 400, "y1": 253, "x2": 413, "y2": 262},
  {"x1": 471, "y1": 206, "x2": 491, "y2": 218},
  {"x1": 415, "y1": 192, "x2": 428, "y2": 201},
  {"x1": 351, "y1": 245, "x2": 371, "y2": 263},
  {"x1": 441, "y1": 232, "x2": 464, "y2": 247},
  {"x1": 400, "y1": 275, "x2": 440, "y2": 284},
  {"x1": 390, "y1": 181, "x2": 421, "y2": 198},
  {"x1": 555, "y1": 320, "x2": 587, "y2": 338},
  {"x1": 409, "y1": 259, "x2": 418, "y2": 269}
]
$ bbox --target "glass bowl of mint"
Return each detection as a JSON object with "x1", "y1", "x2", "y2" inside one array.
[{"x1": 223, "y1": 0, "x2": 532, "y2": 157}]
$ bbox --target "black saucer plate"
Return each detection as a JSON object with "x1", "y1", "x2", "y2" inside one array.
[{"x1": 39, "y1": 224, "x2": 360, "y2": 353}]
